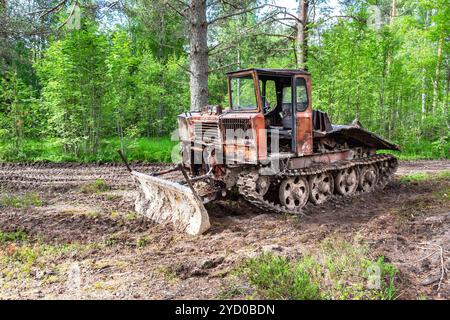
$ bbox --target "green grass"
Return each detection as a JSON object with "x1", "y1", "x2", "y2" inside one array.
[
  {"x1": 242, "y1": 254, "x2": 322, "y2": 300},
  {"x1": 399, "y1": 171, "x2": 450, "y2": 184},
  {"x1": 399, "y1": 172, "x2": 430, "y2": 183},
  {"x1": 380, "y1": 140, "x2": 450, "y2": 160},
  {"x1": 93, "y1": 137, "x2": 178, "y2": 163},
  {"x1": 0, "y1": 137, "x2": 178, "y2": 163},
  {"x1": 0, "y1": 136, "x2": 447, "y2": 163},
  {"x1": 136, "y1": 237, "x2": 149, "y2": 248},
  {"x1": 0, "y1": 229, "x2": 104, "y2": 281},
  {"x1": 0, "y1": 192, "x2": 43, "y2": 208},
  {"x1": 238, "y1": 237, "x2": 398, "y2": 300},
  {"x1": 319, "y1": 237, "x2": 398, "y2": 300},
  {"x1": 0, "y1": 230, "x2": 28, "y2": 244},
  {"x1": 436, "y1": 171, "x2": 450, "y2": 179},
  {"x1": 0, "y1": 241, "x2": 99, "y2": 280},
  {"x1": 80, "y1": 179, "x2": 109, "y2": 194}
]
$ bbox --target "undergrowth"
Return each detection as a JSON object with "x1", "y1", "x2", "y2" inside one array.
[
  {"x1": 399, "y1": 171, "x2": 450, "y2": 184},
  {"x1": 0, "y1": 192, "x2": 42, "y2": 208},
  {"x1": 0, "y1": 230, "x2": 28, "y2": 244},
  {"x1": 0, "y1": 137, "x2": 178, "y2": 163},
  {"x1": 80, "y1": 179, "x2": 110, "y2": 194},
  {"x1": 0, "y1": 137, "x2": 447, "y2": 163},
  {"x1": 238, "y1": 237, "x2": 398, "y2": 300},
  {"x1": 0, "y1": 233, "x2": 101, "y2": 280}
]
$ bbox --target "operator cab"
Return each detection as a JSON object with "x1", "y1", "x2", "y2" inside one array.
[{"x1": 226, "y1": 68, "x2": 313, "y2": 155}]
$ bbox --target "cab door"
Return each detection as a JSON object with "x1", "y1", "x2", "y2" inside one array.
[{"x1": 292, "y1": 75, "x2": 313, "y2": 155}]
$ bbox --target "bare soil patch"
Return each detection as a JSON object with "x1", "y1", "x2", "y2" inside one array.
[{"x1": 0, "y1": 160, "x2": 448, "y2": 299}]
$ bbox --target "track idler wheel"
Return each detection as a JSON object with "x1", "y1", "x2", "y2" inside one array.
[
  {"x1": 334, "y1": 167, "x2": 359, "y2": 196},
  {"x1": 255, "y1": 176, "x2": 270, "y2": 196},
  {"x1": 309, "y1": 172, "x2": 334, "y2": 205},
  {"x1": 358, "y1": 165, "x2": 378, "y2": 192},
  {"x1": 279, "y1": 176, "x2": 310, "y2": 211}
]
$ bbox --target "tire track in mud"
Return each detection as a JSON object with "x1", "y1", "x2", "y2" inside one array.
[
  {"x1": 0, "y1": 160, "x2": 448, "y2": 190},
  {"x1": 395, "y1": 160, "x2": 450, "y2": 175},
  {"x1": 0, "y1": 162, "x2": 172, "y2": 190}
]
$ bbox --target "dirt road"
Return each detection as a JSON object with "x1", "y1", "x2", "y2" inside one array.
[{"x1": 0, "y1": 160, "x2": 449, "y2": 299}]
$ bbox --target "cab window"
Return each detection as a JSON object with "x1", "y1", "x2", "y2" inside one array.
[
  {"x1": 296, "y1": 78, "x2": 308, "y2": 111},
  {"x1": 282, "y1": 86, "x2": 291, "y2": 103},
  {"x1": 230, "y1": 76, "x2": 257, "y2": 110},
  {"x1": 260, "y1": 80, "x2": 277, "y2": 113}
]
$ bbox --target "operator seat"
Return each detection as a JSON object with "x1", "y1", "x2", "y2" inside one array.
[
  {"x1": 268, "y1": 102, "x2": 292, "y2": 139},
  {"x1": 281, "y1": 103, "x2": 293, "y2": 129}
]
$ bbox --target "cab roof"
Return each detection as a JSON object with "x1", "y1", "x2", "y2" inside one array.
[{"x1": 226, "y1": 68, "x2": 310, "y2": 77}]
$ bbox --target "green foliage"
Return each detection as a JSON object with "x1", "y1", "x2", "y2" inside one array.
[
  {"x1": 95, "y1": 137, "x2": 177, "y2": 163},
  {"x1": 0, "y1": 1, "x2": 448, "y2": 162},
  {"x1": 35, "y1": 19, "x2": 108, "y2": 156},
  {"x1": 80, "y1": 179, "x2": 109, "y2": 194},
  {"x1": 133, "y1": 53, "x2": 188, "y2": 137},
  {"x1": 371, "y1": 256, "x2": 398, "y2": 300},
  {"x1": 381, "y1": 137, "x2": 450, "y2": 160},
  {"x1": 137, "y1": 236, "x2": 149, "y2": 248},
  {"x1": 399, "y1": 170, "x2": 450, "y2": 184},
  {"x1": 4, "y1": 136, "x2": 444, "y2": 162},
  {"x1": 306, "y1": 1, "x2": 449, "y2": 155},
  {"x1": 0, "y1": 137, "x2": 177, "y2": 163},
  {"x1": 240, "y1": 237, "x2": 398, "y2": 300},
  {"x1": 438, "y1": 171, "x2": 450, "y2": 179},
  {"x1": 0, "y1": 70, "x2": 39, "y2": 150},
  {"x1": 242, "y1": 253, "x2": 322, "y2": 300},
  {"x1": 0, "y1": 138, "x2": 64, "y2": 162},
  {"x1": 30, "y1": 14, "x2": 188, "y2": 160},
  {"x1": 0, "y1": 229, "x2": 28, "y2": 244},
  {"x1": 0, "y1": 192, "x2": 42, "y2": 208},
  {"x1": 399, "y1": 172, "x2": 429, "y2": 183},
  {"x1": 319, "y1": 237, "x2": 398, "y2": 300}
]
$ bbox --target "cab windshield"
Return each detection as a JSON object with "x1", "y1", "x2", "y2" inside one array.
[{"x1": 230, "y1": 75, "x2": 258, "y2": 110}]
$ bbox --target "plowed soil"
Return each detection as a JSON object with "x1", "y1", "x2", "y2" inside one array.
[{"x1": 0, "y1": 160, "x2": 449, "y2": 300}]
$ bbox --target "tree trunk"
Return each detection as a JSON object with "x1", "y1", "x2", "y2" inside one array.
[
  {"x1": 189, "y1": 0, "x2": 208, "y2": 111},
  {"x1": 421, "y1": 70, "x2": 426, "y2": 121},
  {"x1": 296, "y1": 0, "x2": 309, "y2": 69},
  {"x1": 390, "y1": 0, "x2": 396, "y2": 24},
  {"x1": 445, "y1": 58, "x2": 449, "y2": 128},
  {"x1": 432, "y1": 35, "x2": 443, "y2": 113},
  {"x1": 158, "y1": 13, "x2": 165, "y2": 135},
  {"x1": 421, "y1": 10, "x2": 429, "y2": 122}
]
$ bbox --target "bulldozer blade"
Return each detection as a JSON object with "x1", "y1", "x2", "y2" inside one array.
[{"x1": 131, "y1": 171, "x2": 211, "y2": 236}]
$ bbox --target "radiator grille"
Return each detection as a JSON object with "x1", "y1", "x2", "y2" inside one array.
[
  {"x1": 222, "y1": 118, "x2": 253, "y2": 141},
  {"x1": 193, "y1": 122, "x2": 220, "y2": 144}
]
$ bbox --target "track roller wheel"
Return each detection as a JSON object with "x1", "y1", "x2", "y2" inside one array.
[
  {"x1": 279, "y1": 176, "x2": 309, "y2": 211},
  {"x1": 309, "y1": 172, "x2": 334, "y2": 205},
  {"x1": 358, "y1": 165, "x2": 378, "y2": 192},
  {"x1": 334, "y1": 167, "x2": 359, "y2": 196}
]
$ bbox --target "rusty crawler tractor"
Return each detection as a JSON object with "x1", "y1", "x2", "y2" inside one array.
[{"x1": 124, "y1": 69, "x2": 400, "y2": 235}]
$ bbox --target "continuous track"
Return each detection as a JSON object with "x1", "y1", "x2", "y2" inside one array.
[{"x1": 236, "y1": 154, "x2": 398, "y2": 215}]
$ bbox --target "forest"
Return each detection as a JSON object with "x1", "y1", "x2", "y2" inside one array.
[{"x1": 0, "y1": 0, "x2": 449, "y2": 162}]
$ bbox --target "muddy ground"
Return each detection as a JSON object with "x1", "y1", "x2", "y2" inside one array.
[{"x1": 0, "y1": 160, "x2": 449, "y2": 300}]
